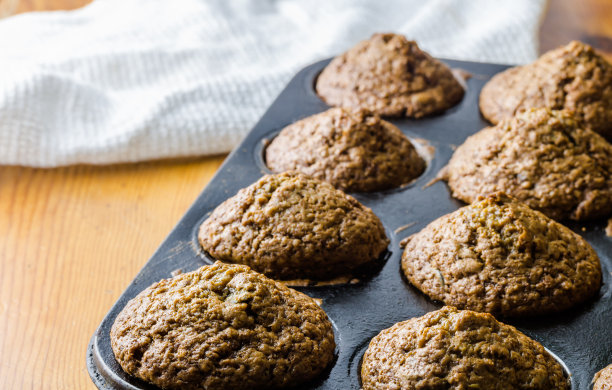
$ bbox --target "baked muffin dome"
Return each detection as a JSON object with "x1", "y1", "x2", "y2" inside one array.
[
  {"x1": 594, "y1": 364, "x2": 612, "y2": 390},
  {"x1": 361, "y1": 306, "x2": 570, "y2": 390},
  {"x1": 442, "y1": 108, "x2": 612, "y2": 221},
  {"x1": 316, "y1": 33, "x2": 464, "y2": 118},
  {"x1": 480, "y1": 40, "x2": 612, "y2": 140},
  {"x1": 110, "y1": 262, "x2": 336, "y2": 390},
  {"x1": 266, "y1": 107, "x2": 425, "y2": 192},
  {"x1": 401, "y1": 192, "x2": 602, "y2": 317},
  {"x1": 198, "y1": 172, "x2": 389, "y2": 280}
]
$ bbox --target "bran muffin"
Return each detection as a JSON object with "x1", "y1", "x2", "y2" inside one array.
[
  {"x1": 316, "y1": 33, "x2": 464, "y2": 118},
  {"x1": 401, "y1": 193, "x2": 602, "y2": 317},
  {"x1": 265, "y1": 107, "x2": 425, "y2": 192},
  {"x1": 442, "y1": 108, "x2": 612, "y2": 221},
  {"x1": 594, "y1": 364, "x2": 612, "y2": 390},
  {"x1": 198, "y1": 172, "x2": 389, "y2": 280},
  {"x1": 361, "y1": 306, "x2": 570, "y2": 390},
  {"x1": 480, "y1": 40, "x2": 612, "y2": 140},
  {"x1": 110, "y1": 262, "x2": 335, "y2": 390}
]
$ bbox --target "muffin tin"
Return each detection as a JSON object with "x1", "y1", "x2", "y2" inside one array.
[{"x1": 87, "y1": 58, "x2": 612, "y2": 389}]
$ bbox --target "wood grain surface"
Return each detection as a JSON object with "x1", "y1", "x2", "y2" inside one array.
[{"x1": 1, "y1": 0, "x2": 611, "y2": 389}]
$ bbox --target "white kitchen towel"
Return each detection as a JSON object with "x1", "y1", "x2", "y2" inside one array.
[{"x1": 0, "y1": 0, "x2": 547, "y2": 167}]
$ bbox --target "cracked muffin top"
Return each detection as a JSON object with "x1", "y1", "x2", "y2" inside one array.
[
  {"x1": 594, "y1": 364, "x2": 612, "y2": 390},
  {"x1": 442, "y1": 108, "x2": 612, "y2": 221},
  {"x1": 316, "y1": 33, "x2": 464, "y2": 118},
  {"x1": 480, "y1": 40, "x2": 612, "y2": 140},
  {"x1": 110, "y1": 261, "x2": 336, "y2": 390},
  {"x1": 401, "y1": 193, "x2": 601, "y2": 317},
  {"x1": 198, "y1": 172, "x2": 389, "y2": 280},
  {"x1": 361, "y1": 306, "x2": 570, "y2": 390},
  {"x1": 265, "y1": 107, "x2": 425, "y2": 192}
]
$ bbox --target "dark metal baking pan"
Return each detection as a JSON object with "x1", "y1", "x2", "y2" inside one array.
[{"x1": 87, "y1": 58, "x2": 611, "y2": 390}]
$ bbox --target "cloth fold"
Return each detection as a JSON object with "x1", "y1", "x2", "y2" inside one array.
[{"x1": 0, "y1": 0, "x2": 547, "y2": 167}]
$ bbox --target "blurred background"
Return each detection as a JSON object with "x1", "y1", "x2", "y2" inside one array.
[
  {"x1": 0, "y1": 0, "x2": 611, "y2": 389},
  {"x1": 4, "y1": 0, "x2": 611, "y2": 55}
]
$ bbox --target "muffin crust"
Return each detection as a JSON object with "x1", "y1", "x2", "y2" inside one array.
[
  {"x1": 110, "y1": 262, "x2": 335, "y2": 390},
  {"x1": 198, "y1": 172, "x2": 389, "y2": 279},
  {"x1": 266, "y1": 107, "x2": 425, "y2": 192},
  {"x1": 316, "y1": 33, "x2": 464, "y2": 118},
  {"x1": 401, "y1": 193, "x2": 602, "y2": 317},
  {"x1": 443, "y1": 108, "x2": 612, "y2": 221},
  {"x1": 361, "y1": 306, "x2": 569, "y2": 390},
  {"x1": 594, "y1": 364, "x2": 612, "y2": 390},
  {"x1": 480, "y1": 40, "x2": 612, "y2": 140}
]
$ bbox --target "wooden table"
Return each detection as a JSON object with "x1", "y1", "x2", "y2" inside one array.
[{"x1": 1, "y1": 1, "x2": 611, "y2": 388}]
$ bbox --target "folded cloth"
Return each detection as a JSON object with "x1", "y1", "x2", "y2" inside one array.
[{"x1": 0, "y1": 0, "x2": 547, "y2": 167}]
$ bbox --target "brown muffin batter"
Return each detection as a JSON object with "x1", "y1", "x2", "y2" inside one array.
[
  {"x1": 594, "y1": 364, "x2": 612, "y2": 390},
  {"x1": 110, "y1": 262, "x2": 335, "y2": 390},
  {"x1": 316, "y1": 33, "x2": 464, "y2": 118},
  {"x1": 265, "y1": 107, "x2": 425, "y2": 192},
  {"x1": 361, "y1": 306, "x2": 569, "y2": 390},
  {"x1": 401, "y1": 193, "x2": 602, "y2": 317},
  {"x1": 198, "y1": 172, "x2": 389, "y2": 280},
  {"x1": 480, "y1": 40, "x2": 612, "y2": 140},
  {"x1": 442, "y1": 108, "x2": 612, "y2": 221}
]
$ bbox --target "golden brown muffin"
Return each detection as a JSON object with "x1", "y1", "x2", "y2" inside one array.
[
  {"x1": 401, "y1": 193, "x2": 602, "y2": 317},
  {"x1": 480, "y1": 40, "x2": 612, "y2": 140},
  {"x1": 361, "y1": 306, "x2": 569, "y2": 390},
  {"x1": 594, "y1": 364, "x2": 612, "y2": 390},
  {"x1": 316, "y1": 33, "x2": 464, "y2": 118},
  {"x1": 442, "y1": 108, "x2": 612, "y2": 221},
  {"x1": 110, "y1": 262, "x2": 336, "y2": 390},
  {"x1": 265, "y1": 107, "x2": 425, "y2": 192},
  {"x1": 198, "y1": 172, "x2": 389, "y2": 280}
]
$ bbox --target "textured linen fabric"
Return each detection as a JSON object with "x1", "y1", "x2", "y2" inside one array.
[{"x1": 0, "y1": 0, "x2": 547, "y2": 167}]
